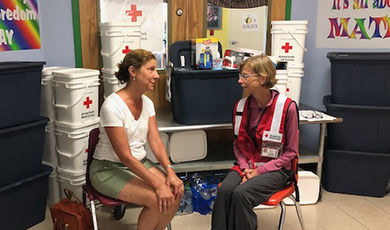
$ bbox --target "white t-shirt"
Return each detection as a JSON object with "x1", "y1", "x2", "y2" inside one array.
[{"x1": 93, "y1": 93, "x2": 156, "y2": 163}]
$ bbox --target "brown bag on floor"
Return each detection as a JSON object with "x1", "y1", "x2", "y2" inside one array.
[{"x1": 50, "y1": 189, "x2": 93, "y2": 230}]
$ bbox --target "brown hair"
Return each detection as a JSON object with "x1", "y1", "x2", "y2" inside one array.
[
  {"x1": 239, "y1": 54, "x2": 277, "y2": 88},
  {"x1": 115, "y1": 49, "x2": 156, "y2": 84}
]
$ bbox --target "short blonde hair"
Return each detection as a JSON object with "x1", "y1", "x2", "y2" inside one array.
[{"x1": 239, "y1": 54, "x2": 277, "y2": 88}]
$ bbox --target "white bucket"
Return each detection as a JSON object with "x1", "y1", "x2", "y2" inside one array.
[
  {"x1": 101, "y1": 68, "x2": 127, "y2": 98},
  {"x1": 273, "y1": 69, "x2": 288, "y2": 95},
  {"x1": 283, "y1": 171, "x2": 320, "y2": 205},
  {"x1": 57, "y1": 166, "x2": 86, "y2": 200},
  {"x1": 271, "y1": 20, "x2": 308, "y2": 64},
  {"x1": 53, "y1": 68, "x2": 100, "y2": 124},
  {"x1": 286, "y1": 63, "x2": 304, "y2": 105},
  {"x1": 100, "y1": 22, "x2": 142, "y2": 71},
  {"x1": 41, "y1": 66, "x2": 71, "y2": 121},
  {"x1": 145, "y1": 132, "x2": 169, "y2": 163},
  {"x1": 43, "y1": 162, "x2": 61, "y2": 206},
  {"x1": 55, "y1": 118, "x2": 99, "y2": 172},
  {"x1": 42, "y1": 121, "x2": 58, "y2": 166}
]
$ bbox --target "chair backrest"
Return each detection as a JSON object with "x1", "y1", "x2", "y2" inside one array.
[{"x1": 86, "y1": 128, "x2": 100, "y2": 185}]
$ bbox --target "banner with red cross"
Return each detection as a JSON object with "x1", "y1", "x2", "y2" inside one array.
[{"x1": 99, "y1": 0, "x2": 167, "y2": 63}]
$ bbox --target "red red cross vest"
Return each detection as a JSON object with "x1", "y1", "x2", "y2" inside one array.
[{"x1": 231, "y1": 92, "x2": 293, "y2": 176}]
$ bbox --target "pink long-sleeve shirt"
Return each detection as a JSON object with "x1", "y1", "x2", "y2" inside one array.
[{"x1": 233, "y1": 91, "x2": 299, "y2": 175}]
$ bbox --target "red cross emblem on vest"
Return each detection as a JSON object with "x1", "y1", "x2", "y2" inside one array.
[
  {"x1": 83, "y1": 97, "x2": 92, "y2": 109},
  {"x1": 122, "y1": 46, "x2": 132, "y2": 54},
  {"x1": 282, "y1": 42, "x2": 292, "y2": 53},
  {"x1": 126, "y1": 5, "x2": 142, "y2": 22},
  {"x1": 85, "y1": 148, "x2": 88, "y2": 153}
]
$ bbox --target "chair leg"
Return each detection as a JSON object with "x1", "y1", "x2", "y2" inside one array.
[
  {"x1": 289, "y1": 195, "x2": 305, "y2": 230},
  {"x1": 89, "y1": 199, "x2": 99, "y2": 230},
  {"x1": 167, "y1": 222, "x2": 172, "y2": 230},
  {"x1": 278, "y1": 202, "x2": 287, "y2": 230}
]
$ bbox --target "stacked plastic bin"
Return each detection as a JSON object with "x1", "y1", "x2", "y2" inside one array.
[
  {"x1": 323, "y1": 53, "x2": 390, "y2": 197},
  {"x1": 271, "y1": 20, "x2": 308, "y2": 105},
  {"x1": 99, "y1": 22, "x2": 142, "y2": 99},
  {"x1": 0, "y1": 62, "x2": 52, "y2": 230},
  {"x1": 50, "y1": 68, "x2": 100, "y2": 200}
]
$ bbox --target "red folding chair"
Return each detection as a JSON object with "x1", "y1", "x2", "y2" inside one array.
[
  {"x1": 217, "y1": 156, "x2": 305, "y2": 230},
  {"x1": 261, "y1": 156, "x2": 305, "y2": 230},
  {"x1": 83, "y1": 128, "x2": 172, "y2": 230}
]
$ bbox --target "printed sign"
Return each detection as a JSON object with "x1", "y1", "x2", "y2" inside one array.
[
  {"x1": 242, "y1": 14, "x2": 259, "y2": 30},
  {"x1": 316, "y1": 0, "x2": 390, "y2": 48},
  {"x1": 0, "y1": 0, "x2": 41, "y2": 51}
]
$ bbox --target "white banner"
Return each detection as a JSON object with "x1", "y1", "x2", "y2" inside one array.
[
  {"x1": 99, "y1": 0, "x2": 167, "y2": 67},
  {"x1": 316, "y1": 0, "x2": 390, "y2": 48}
]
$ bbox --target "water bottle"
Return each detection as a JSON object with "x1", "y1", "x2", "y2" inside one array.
[{"x1": 183, "y1": 188, "x2": 193, "y2": 213}]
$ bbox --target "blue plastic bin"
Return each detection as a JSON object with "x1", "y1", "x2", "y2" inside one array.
[
  {"x1": 0, "y1": 62, "x2": 45, "y2": 128},
  {"x1": 0, "y1": 165, "x2": 52, "y2": 230},
  {"x1": 0, "y1": 117, "x2": 48, "y2": 186},
  {"x1": 323, "y1": 149, "x2": 390, "y2": 197}
]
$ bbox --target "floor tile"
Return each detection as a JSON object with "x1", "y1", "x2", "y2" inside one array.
[{"x1": 28, "y1": 190, "x2": 390, "y2": 230}]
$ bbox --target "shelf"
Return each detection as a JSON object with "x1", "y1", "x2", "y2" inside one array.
[
  {"x1": 299, "y1": 145, "x2": 320, "y2": 164},
  {"x1": 171, "y1": 140, "x2": 235, "y2": 173},
  {"x1": 157, "y1": 107, "x2": 343, "y2": 132},
  {"x1": 156, "y1": 109, "x2": 232, "y2": 132}
]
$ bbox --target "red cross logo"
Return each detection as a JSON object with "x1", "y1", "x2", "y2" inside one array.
[
  {"x1": 126, "y1": 5, "x2": 142, "y2": 22},
  {"x1": 85, "y1": 148, "x2": 88, "y2": 153},
  {"x1": 282, "y1": 42, "x2": 293, "y2": 53},
  {"x1": 122, "y1": 46, "x2": 132, "y2": 54},
  {"x1": 265, "y1": 133, "x2": 269, "y2": 138},
  {"x1": 286, "y1": 88, "x2": 290, "y2": 92},
  {"x1": 83, "y1": 97, "x2": 92, "y2": 109}
]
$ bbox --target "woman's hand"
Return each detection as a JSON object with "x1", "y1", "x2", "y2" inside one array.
[
  {"x1": 243, "y1": 169, "x2": 258, "y2": 180},
  {"x1": 166, "y1": 173, "x2": 184, "y2": 199},
  {"x1": 155, "y1": 183, "x2": 174, "y2": 213}
]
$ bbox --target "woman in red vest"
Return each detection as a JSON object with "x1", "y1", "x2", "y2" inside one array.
[{"x1": 211, "y1": 55, "x2": 299, "y2": 230}]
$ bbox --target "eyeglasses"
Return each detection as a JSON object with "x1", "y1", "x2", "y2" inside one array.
[
  {"x1": 239, "y1": 73, "x2": 259, "y2": 79},
  {"x1": 301, "y1": 110, "x2": 324, "y2": 119}
]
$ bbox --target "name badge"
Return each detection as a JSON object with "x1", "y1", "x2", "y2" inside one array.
[{"x1": 261, "y1": 131, "x2": 283, "y2": 158}]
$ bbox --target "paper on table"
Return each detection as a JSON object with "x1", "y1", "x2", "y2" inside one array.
[{"x1": 299, "y1": 110, "x2": 338, "y2": 122}]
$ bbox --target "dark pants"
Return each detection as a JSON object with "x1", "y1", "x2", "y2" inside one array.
[{"x1": 211, "y1": 170, "x2": 290, "y2": 230}]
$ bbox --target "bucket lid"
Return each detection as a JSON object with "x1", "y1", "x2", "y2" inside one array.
[
  {"x1": 271, "y1": 20, "x2": 308, "y2": 25},
  {"x1": 42, "y1": 161, "x2": 57, "y2": 170},
  {"x1": 42, "y1": 66, "x2": 72, "y2": 76},
  {"x1": 99, "y1": 21, "x2": 143, "y2": 28},
  {"x1": 287, "y1": 62, "x2": 305, "y2": 69},
  {"x1": 56, "y1": 117, "x2": 100, "y2": 131},
  {"x1": 53, "y1": 68, "x2": 100, "y2": 82},
  {"x1": 57, "y1": 166, "x2": 86, "y2": 178},
  {"x1": 276, "y1": 70, "x2": 288, "y2": 80},
  {"x1": 101, "y1": 68, "x2": 116, "y2": 75}
]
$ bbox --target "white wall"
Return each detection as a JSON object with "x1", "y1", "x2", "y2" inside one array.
[
  {"x1": 0, "y1": 0, "x2": 75, "y2": 67},
  {"x1": 291, "y1": 0, "x2": 390, "y2": 150}
]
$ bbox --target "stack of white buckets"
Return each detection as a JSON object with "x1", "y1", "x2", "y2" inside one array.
[
  {"x1": 271, "y1": 20, "x2": 308, "y2": 105},
  {"x1": 99, "y1": 21, "x2": 142, "y2": 99},
  {"x1": 40, "y1": 67, "x2": 100, "y2": 205}
]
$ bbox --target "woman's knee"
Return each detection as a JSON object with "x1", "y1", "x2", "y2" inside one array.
[
  {"x1": 232, "y1": 186, "x2": 250, "y2": 203},
  {"x1": 143, "y1": 194, "x2": 158, "y2": 209},
  {"x1": 217, "y1": 183, "x2": 235, "y2": 196}
]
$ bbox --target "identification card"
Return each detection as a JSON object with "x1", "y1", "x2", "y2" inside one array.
[{"x1": 261, "y1": 131, "x2": 283, "y2": 158}]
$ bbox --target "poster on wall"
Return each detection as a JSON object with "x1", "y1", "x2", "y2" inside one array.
[
  {"x1": 241, "y1": 14, "x2": 259, "y2": 30},
  {"x1": 316, "y1": 0, "x2": 390, "y2": 48},
  {"x1": 99, "y1": 0, "x2": 167, "y2": 68},
  {"x1": 0, "y1": 0, "x2": 40, "y2": 51}
]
